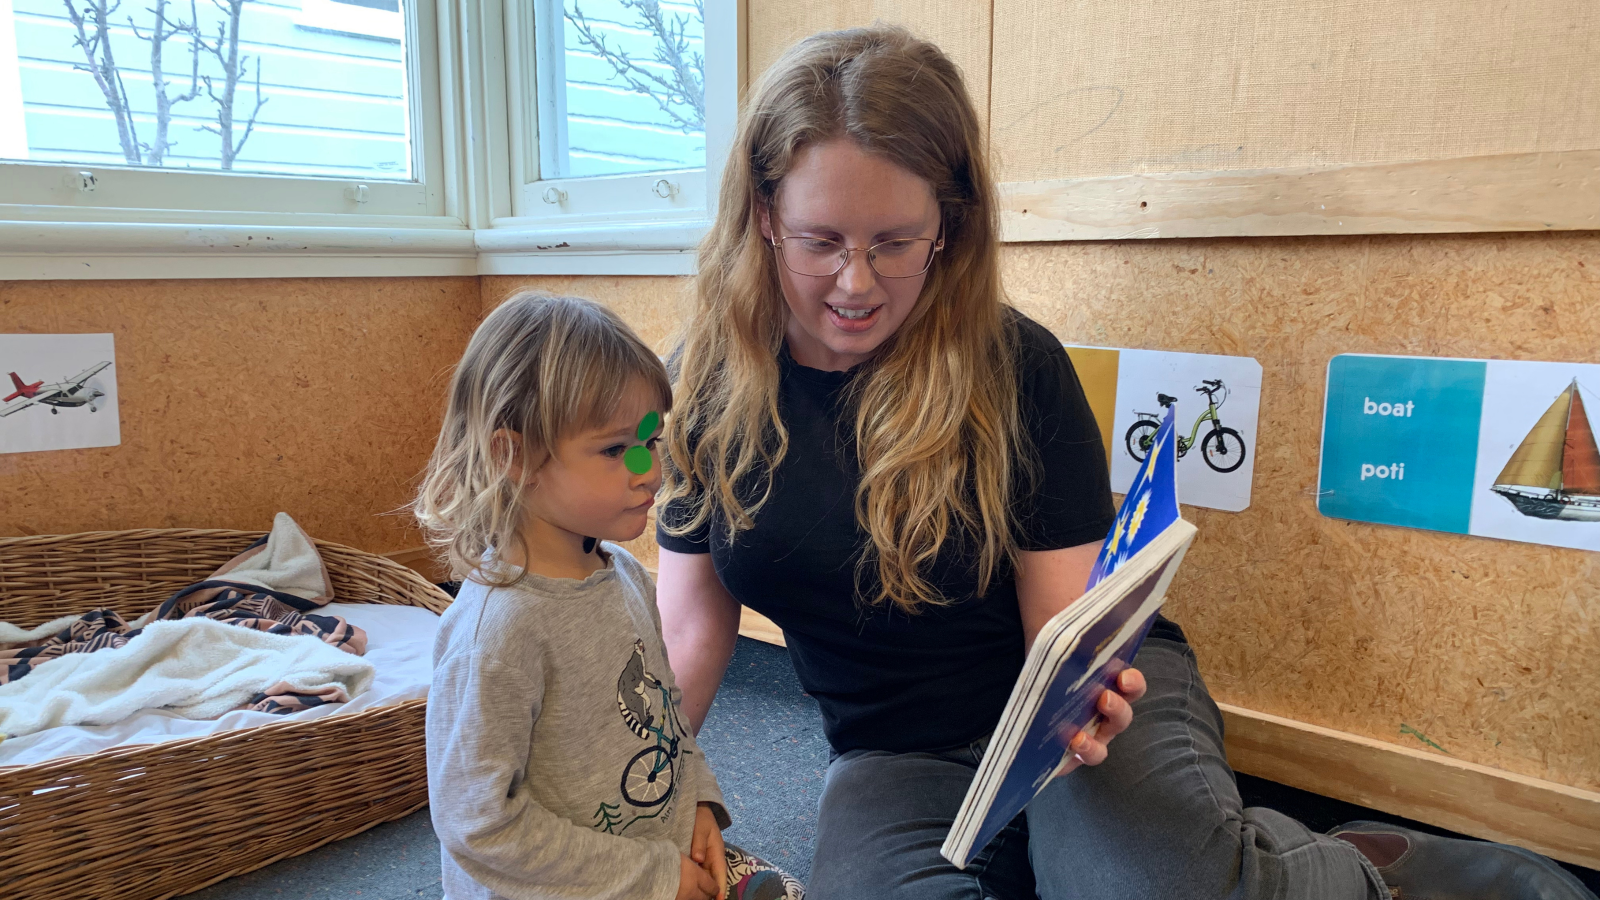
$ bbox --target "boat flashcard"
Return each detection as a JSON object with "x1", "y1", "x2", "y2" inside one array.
[
  {"x1": 0, "y1": 333, "x2": 121, "y2": 455},
  {"x1": 1318, "y1": 354, "x2": 1600, "y2": 552},
  {"x1": 1065, "y1": 345, "x2": 1262, "y2": 512}
]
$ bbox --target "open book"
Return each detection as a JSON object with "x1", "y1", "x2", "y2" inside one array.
[{"x1": 941, "y1": 404, "x2": 1197, "y2": 868}]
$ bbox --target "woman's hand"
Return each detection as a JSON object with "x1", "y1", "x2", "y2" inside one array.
[
  {"x1": 690, "y1": 802, "x2": 728, "y2": 900},
  {"x1": 1053, "y1": 667, "x2": 1146, "y2": 777},
  {"x1": 1014, "y1": 543, "x2": 1148, "y2": 775}
]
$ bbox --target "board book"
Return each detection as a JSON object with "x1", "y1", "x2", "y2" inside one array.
[{"x1": 941, "y1": 404, "x2": 1197, "y2": 868}]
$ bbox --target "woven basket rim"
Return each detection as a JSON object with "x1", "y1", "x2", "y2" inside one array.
[
  {"x1": 0, "y1": 696, "x2": 427, "y2": 777},
  {"x1": 0, "y1": 528, "x2": 451, "y2": 607},
  {"x1": 0, "y1": 526, "x2": 451, "y2": 772}
]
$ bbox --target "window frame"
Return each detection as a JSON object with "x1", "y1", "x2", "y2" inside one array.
[
  {"x1": 0, "y1": 0, "x2": 467, "y2": 278},
  {"x1": 0, "y1": 0, "x2": 745, "y2": 278},
  {"x1": 476, "y1": 0, "x2": 742, "y2": 275}
]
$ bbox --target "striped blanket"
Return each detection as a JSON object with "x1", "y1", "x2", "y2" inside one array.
[{"x1": 0, "y1": 513, "x2": 367, "y2": 715}]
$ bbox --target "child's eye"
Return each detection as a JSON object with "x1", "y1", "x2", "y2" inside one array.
[
  {"x1": 602, "y1": 444, "x2": 627, "y2": 458},
  {"x1": 645, "y1": 437, "x2": 660, "y2": 451}
]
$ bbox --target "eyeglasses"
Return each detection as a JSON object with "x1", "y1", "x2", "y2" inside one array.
[{"x1": 770, "y1": 230, "x2": 944, "y2": 279}]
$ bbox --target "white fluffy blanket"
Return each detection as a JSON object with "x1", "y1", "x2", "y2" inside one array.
[{"x1": 0, "y1": 616, "x2": 375, "y2": 741}]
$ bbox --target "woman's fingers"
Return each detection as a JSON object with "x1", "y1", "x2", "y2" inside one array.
[
  {"x1": 1066, "y1": 670, "x2": 1147, "y2": 768},
  {"x1": 1116, "y1": 666, "x2": 1148, "y2": 703},
  {"x1": 1068, "y1": 729, "x2": 1108, "y2": 766},
  {"x1": 1096, "y1": 684, "x2": 1134, "y2": 738}
]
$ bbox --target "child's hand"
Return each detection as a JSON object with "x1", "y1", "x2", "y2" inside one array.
[
  {"x1": 690, "y1": 802, "x2": 727, "y2": 900},
  {"x1": 677, "y1": 854, "x2": 718, "y2": 900}
]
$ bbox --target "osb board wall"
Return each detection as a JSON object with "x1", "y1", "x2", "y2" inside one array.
[
  {"x1": 0, "y1": 277, "x2": 480, "y2": 555},
  {"x1": 481, "y1": 275, "x2": 693, "y2": 570},
  {"x1": 747, "y1": 0, "x2": 991, "y2": 117},
  {"x1": 1003, "y1": 230, "x2": 1600, "y2": 793},
  {"x1": 989, "y1": 0, "x2": 1600, "y2": 183}
]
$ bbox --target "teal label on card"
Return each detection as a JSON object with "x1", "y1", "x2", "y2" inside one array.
[{"x1": 1318, "y1": 355, "x2": 1486, "y2": 534}]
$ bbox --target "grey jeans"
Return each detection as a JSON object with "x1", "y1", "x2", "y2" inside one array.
[{"x1": 806, "y1": 639, "x2": 1388, "y2": 900}]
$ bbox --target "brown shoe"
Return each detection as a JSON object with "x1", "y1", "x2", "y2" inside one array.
[{"x1": 1330, "y1": 821, "x2": 1597, "y2": 900}]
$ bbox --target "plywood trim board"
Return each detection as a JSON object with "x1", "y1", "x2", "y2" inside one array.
[
  {"x1": 999, "y1": 151, "x2": 1600, "y2": 242},
  {"x1": 1220, "y1": 703, "x2": 1600, "y2": 870},
  {"x1": 737, "y1": 607, "x2": 1600, "y2": 869},
  {"x1": 738, "y1": 605, "x2": 787, "y2": 647}
]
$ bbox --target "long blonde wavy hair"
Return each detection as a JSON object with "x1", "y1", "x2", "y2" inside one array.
[
  {"x1": 660, "y1": 26, "x2": 1030, "y2": 613},
  {"x1": 415, "y1": 292, "x2": 671, "y2": 586}
]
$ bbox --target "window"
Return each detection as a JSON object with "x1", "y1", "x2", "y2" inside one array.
[
  {"x1": 493, "y1": 0, "x2": 738, "y2": 244},
  {"x1": 296, "y1": 0, "x2": 404, "y2": 42},
  {"x1": 0, "y1": 0, "x2": 743, "y2": 277},
  {"x1": 0, "y1": 0, "x2": 445, "y2": 219},
  {"x1": 540, "y1": 0, "x2": 704, "y2": 180}
]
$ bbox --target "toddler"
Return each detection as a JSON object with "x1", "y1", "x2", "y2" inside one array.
[{"x1": 415, "y1": 293, "x2": 801, "y2": 900}]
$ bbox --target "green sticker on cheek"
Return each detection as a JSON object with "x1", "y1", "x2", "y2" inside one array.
[
  {"x1": 624, "y1": 445, "x2": 653, "y2": 474},
  {"x1": 636, "y1": 410, "x2": 660, "y2": 442}
]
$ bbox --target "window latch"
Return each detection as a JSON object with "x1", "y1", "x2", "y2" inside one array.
[
  {"x1": 542, "y1": 186, "x2": 568, "y2": 205},
  {"x1": 652, "y1": 179, "x2": 679, "y2": 200},
  {"x1": 345, "y1": 183, "x2": 370, "y2": 204}
]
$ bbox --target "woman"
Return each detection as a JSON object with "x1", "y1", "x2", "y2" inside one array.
[{"x1": 655, "y1": 26, "x2": 1593, "y2": 900}]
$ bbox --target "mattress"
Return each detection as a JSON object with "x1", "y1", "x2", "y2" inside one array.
[{"x1": 0, "y1": 602, "x2": 440, "y2": 768}]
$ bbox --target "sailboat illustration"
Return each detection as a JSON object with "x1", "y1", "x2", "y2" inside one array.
[{"x1": 1489, "y1": 379, "x2": 1600, "y2": 521}]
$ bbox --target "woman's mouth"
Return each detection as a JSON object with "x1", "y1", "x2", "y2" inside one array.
[{"x1": 827, "y1": 303, "x2": 882, "y2": 331}]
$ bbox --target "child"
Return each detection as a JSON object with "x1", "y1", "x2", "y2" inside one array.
[{"x1": 415, "y1": 293, "x2": 802, "y2": 900}]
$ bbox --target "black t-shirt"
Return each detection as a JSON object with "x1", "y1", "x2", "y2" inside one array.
[{"x1": 658, "y1": 312, "x2": 1181, "y2": 753}]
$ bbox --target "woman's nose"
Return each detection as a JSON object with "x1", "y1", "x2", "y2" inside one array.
[{"x1": 836, "y1": 248, "x2": 877, "y2": 295}]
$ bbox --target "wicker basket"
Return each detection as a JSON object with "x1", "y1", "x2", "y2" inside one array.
[{"x1": 0, "y1": 529, "x2": 452, "y2": 900}]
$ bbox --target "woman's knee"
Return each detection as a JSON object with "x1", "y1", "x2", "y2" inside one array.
[{"x1": 809, "y1": 750, "x2": 1006, "y2": 900}]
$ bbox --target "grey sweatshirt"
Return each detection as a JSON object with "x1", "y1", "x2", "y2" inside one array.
[{"x1": 426, "y1": 545, "x2": 729, "y2": 900}]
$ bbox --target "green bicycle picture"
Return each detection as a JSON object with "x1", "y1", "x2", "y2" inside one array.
[
  {"x1": 620, "y1": 677, "x2": 687, "y2": 808},
  {"x1": 1125, "y1": 379, "x2": 1248, "y2": 474}
]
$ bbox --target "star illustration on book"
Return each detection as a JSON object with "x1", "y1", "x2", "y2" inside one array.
[
  {"x1": 1135, "y1": 432, "x2": 1165, "y2": 490},
  {"x1": 1106, "y1": 513, "x2": 1125, "y2": 555},
  {"x1": 1125, "y1": 494, "x2": 1151, "y2": 545}
]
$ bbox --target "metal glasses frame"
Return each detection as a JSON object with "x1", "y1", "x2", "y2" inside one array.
[{"x1": 767, "y1": 215, "x2": 945, "y2": 279}]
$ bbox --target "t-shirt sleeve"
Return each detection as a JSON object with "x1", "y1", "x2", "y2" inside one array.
[
  {"x1": 1011, "y1": 316, "x2": 1117, "y2": 551},
  {"x1": 655, "y1": 490, "x2": 711, "y2": 554}
]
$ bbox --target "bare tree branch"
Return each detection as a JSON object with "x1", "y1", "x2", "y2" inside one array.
[
  {"x1": 567, "y1": 0, "x2": 705, "y2": 134},
  {"x1": 64, "y1": 0, "x2": 210, "y2": 167},
  {"x1": 132, "y1": 0, "x2": 203, "y2": 164},
  {"x1": 193, "y1": 0, "x2": 266, "y2": 168},
  {"x1": 63, "y1": 0, "x2": 143, "y2": 162}
]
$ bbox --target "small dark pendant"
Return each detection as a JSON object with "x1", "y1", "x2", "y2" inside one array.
[{"x1": 582, "y1": 536, "x2": 597, "y2": 554}]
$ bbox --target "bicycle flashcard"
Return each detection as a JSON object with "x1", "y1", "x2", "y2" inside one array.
[{"x1": 1065, "y1": 344, "x2": 1263, "y2": 512}]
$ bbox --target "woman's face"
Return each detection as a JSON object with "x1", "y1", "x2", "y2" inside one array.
[{"x1": 761, "y1": 138, "x2": 941, "y2": 372}]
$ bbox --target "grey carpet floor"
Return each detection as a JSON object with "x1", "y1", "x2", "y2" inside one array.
[
  {"x1": 180, "y1": 637, "x2": 826, "y2": 900},
  {"x1": 179, "y1": 635, "x2": 1600, "y2": 898}
]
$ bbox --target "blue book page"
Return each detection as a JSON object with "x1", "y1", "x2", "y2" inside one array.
[
  {"x1": 1088, "y1": 404, "x2": 1181, "y2": 588},
  {"x1": 964, "y1": 563, "x2": 1171, "y2": 858}
]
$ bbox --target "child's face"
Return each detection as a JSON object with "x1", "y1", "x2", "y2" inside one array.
[{"x1": 526, "y1": 379, "x2": 664, "y2": 544}]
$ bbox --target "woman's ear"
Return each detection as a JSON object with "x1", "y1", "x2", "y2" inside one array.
[{"x1": 755, "y1": 198, "x2": 774, "y2": 244}]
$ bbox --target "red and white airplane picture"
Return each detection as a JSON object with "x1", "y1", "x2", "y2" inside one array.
[{"x1": 1, "y1": 362, "x2": 113, "y2": 417}]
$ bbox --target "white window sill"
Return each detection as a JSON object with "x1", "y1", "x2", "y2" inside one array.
[
  {"x1": 0, "y1": 218, "x2": 707, "y2": 279},
  {"x1": 475, "y1": 218, "x2": 707, "y2": 276}
]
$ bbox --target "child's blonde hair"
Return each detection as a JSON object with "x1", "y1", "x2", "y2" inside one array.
[{"x1": 415, "y1": 292, "x2": 671, "y2": 585}]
